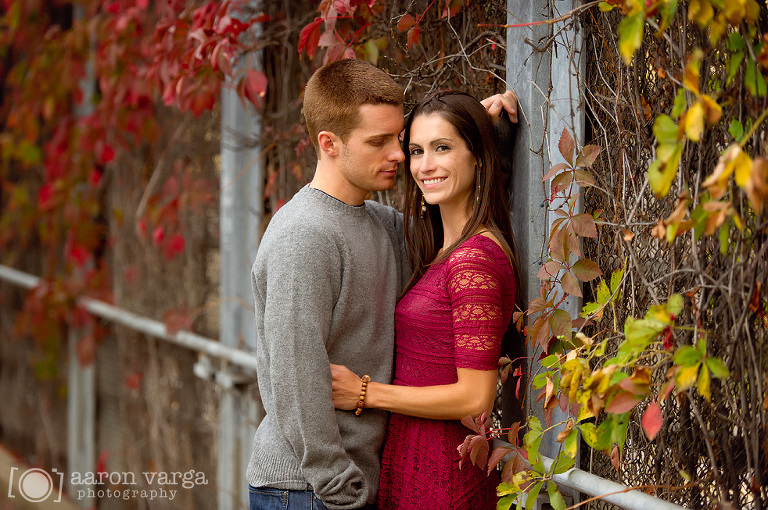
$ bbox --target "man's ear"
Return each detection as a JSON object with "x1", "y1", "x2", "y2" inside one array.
[{"x1": 318, "y1": 131, "x2": 340, "y2": 158}]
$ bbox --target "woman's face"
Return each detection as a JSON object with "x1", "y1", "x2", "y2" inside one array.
[{"x1": 408, "y1": 113, "x2": 477, "y2": 212}]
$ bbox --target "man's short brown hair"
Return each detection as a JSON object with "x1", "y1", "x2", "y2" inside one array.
[{"x1": 303, "y1": 59, "x2": 404, "y2": 153}]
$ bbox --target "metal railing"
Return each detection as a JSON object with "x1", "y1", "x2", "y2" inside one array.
[{"x1": 0, "y1": 263, "x2": 689, "y2": 509}]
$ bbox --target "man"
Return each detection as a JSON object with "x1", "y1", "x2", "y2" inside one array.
[
  {"x1": 247, "y1": 58, "x2": 518, "y2": 510},
  {"x1": 247, "y1": 59, "x2": 409, "y2": 510}
]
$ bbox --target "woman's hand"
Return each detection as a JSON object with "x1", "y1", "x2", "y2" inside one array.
[
  {"x1": 330, "y1": 364, "x2": 364, "y2": 411},
  {"x1": 481, "y1": 89, "x2": 518, "y2": 124}
]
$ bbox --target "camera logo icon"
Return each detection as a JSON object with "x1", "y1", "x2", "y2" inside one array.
[{"x1": 7, "y1": 467, "x2": 64, "y2": 503}]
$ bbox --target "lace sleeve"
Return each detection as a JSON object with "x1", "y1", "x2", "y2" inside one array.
[{"x1": 446, "y1": 243, "x2": 509, "y2": 371}]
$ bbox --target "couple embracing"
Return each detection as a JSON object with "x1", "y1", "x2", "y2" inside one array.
[{"x1": 247, "y1": 58, "x2": 520, "y2": 510}]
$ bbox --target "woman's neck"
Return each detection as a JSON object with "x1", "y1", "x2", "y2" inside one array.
[{"x1": 439, "y1": 202, "x2": 472, "y2": 250}]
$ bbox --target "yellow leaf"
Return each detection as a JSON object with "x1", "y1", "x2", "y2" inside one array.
[
  {"x1": 703, "y1": 144, "x2": 740, "y2": 199},
  {"x1": 734, "y1": 149, "x2": 753, "y2": 188},
  {"x1": 688, "y1": 0, "x2": 714, "y2": 26},
  {"x1": 684, "y1": 102, "x2": 705, "y2": 141},
  {"x1": 700, "y1": 95, "x2": 722, "y2": 126},
  {"x1": 618, "y1": 12, "x2": 645, "y2": 66},
  {"x1": 746, "y1": 157, "x2": 768, "y2": 213},
  {"x1": 683, "y1": 54, "x2": 701, "y2": 95},
  {"x1": 702, "y1": 200, "x2": 731, "y2": 237},
  {"x1": 675, "y1": 363, "x2": 700, "y2": 392},
  {"x1": 649, "y1": 144, "x2": 682, "y2": 198},
  {"x1": 697, "y1": 365, "x2": 711, "y2": 401}
]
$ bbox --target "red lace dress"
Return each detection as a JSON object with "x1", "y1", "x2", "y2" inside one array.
[{"x1": 378, "y1": 235, "x2": 517, "y2": 510}]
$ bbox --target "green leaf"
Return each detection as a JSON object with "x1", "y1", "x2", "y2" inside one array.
[
  {"x1": 610, "y1": 264, "x2": 625, "y2": 295},
  {"x1": 705, "y1": 357, "x2": 730, "y2": 379},
  {"x1": 598, "y1": 278, "x2": 612, "y2": 303},
  {"x1": 625, "y1": 317, "x2": 666, "y2": 345},
  {"x1": 649, "y1": 143, "x2": 682, "y2": 198},
  {"x1": 719, "y1": 223, "x2": 729, "y2": 254},
  {"x1": 618, "y1": 12, "x2": 645, "y2": 66},
  {"x1": 729, "y1": 120, "x2": 744, "y2": 141},
  {"x1": 673, "y1": 345, "x2": 702, "y2": 366},
  {"x1": 745, "y1": 57, "x2": 767, "y2": 97},
  {"x1": 550, "y1": 453, "x2": 575, "y2": 475},
  {"x1": 541, "y1": 354, "x2": 560, "y2": 369},
  {"x1": 599, "y1": 1, "x2": 614, "y2": 11},
  {"x1": 672, "y1": 89, "x2": 687, "y2": 119},
  {"x1": 658, "y1": 0, "x2": 679, "y2": 31},
  {"x1": 524, "y1": 417, "x2": 543, "y2": 464},
  {"x1": 525, "y1": 482, "x2": 544, "y2": 510},
  {"x1": 548, "y1": 483, "x2": 567, "y2": 510},
  {"x1": 653, "y1": 115, "x2": 680, "y2": 145},
  {"x1": 497, "y1": 494, "x2": 516, "y2": 510},
  {"x1": 727, "y1": 31, "x2": 746, "y2": 52},
  {"x1": 727, "y1": 51, "x2": 744, "y2": 86}
]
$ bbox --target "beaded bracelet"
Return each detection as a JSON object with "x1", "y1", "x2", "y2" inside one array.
[{"x1": 355, "y1": 375, "x2": 371, "y2": 416}]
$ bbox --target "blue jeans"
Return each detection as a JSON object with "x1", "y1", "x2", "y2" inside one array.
[{"x1": 248, "y1": 486, "x2": 376, "y2": 510}]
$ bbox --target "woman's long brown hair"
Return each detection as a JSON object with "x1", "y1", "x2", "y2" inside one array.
[{"x1": 401, "y1": 90, "x2": 521, "y2": 296}]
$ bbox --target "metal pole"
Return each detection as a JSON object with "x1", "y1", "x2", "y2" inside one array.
[
  {"x1": 506, "y1": 0, "x2": 583, "y2": 506},
  {"x1": 218, "y1": 10, "x2": 265, "y2": 508},
  {"x1": 67, "y1": 6, "x2": 96, "y2": 506}
]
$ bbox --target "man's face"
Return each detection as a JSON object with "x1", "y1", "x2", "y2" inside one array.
[{"x1": 336, "y1": 103, "x2": 405, "y2": 200}]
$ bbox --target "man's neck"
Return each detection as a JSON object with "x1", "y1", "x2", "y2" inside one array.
[{"x1": 309, "y1": 162, "x2": 367, "y2": 206}]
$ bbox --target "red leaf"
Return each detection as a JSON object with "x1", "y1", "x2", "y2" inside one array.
[
  {"x1": 152, "y1": 226, "x2": 165, "y2": 246},
  {"x1": 574, "y1": 168, "x2": 597, "y2": 187},
  {"x1": 642, "y1": 401, "x2": 663, "y2": 440},
  {"x1": 77, "y1": 334, "x2": 96, "y2": 366},
  {"x1": 550, "y1": 171, "x2": 574, "y2": 198},
  {"x1": 610, "y1": 445, "x2": 621, "y2": 472},
  {"x1": 298, "y1": 17, "x2": 323, "y2": 57},
  {"x1": 571, "y1": 213, "x2": 598, "y2": 238},
  {"x1": 407, "y1": 25, "x2": 420, "y2": 50},
  {"x1": 457, "y1": 435, "x2": 472, "y2": 468},
  {"x1": 571, "y1": 259, "x2": 603, "y2": 282},
  {"x1": 560, "y1": 271, "x2": 583, "y2": 298},
  {"x1": 487, "y1": 446, "x2": 513, "y2": 475},
  {"x1": 575, "y1": 144, "x2": 602, "y2": 168},
  {"x1": 550, "y1": 308, "x2": 573, "y2": 341},
  {"x1": 164, "y1": 233, "x2": 185, "y2": 259},
  {"x1": 397, "y1": 13, "x2": 416, "y2": 31},
  {"x1": 101, "y1": 144, "x2": 115, "y2": 163},
  {"x1": 543, "y1": 162, "x2": 570, "y2": 181},
  {"x1": 469, "y1": 435, "x2": 489, "y2": 468},
  {"x1": 537, "y1": 260, "x2": 563, "y2": 280},
  {"x1": 243, "y1": 69, "x2": 268, "y2": 110},
  {"x1": 606, "y1": 391, "x2": 643, "y2": 414},
  {"x1": 558, "y1": 127, "x2": 575, "y2": 165},
  {"x1": 96, "y1": 450, "x2": 110, "y2": 476},
  {"x1": 125, "y1": 371, "x2": 143, "y2": 390},
  {"x1": 461, "y1": 415, "x2": 480, "y2": 434}
]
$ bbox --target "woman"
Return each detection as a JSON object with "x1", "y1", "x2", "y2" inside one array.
[{"x1": 330, "y1": 90, "x2": 520, "y2": 510}]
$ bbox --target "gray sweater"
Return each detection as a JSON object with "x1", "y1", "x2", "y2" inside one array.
[{"x1": 246, "y1": 186, "x2": 408, "y2": 509}]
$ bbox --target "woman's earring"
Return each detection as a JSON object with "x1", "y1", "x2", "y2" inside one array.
[
  {"x1": 420, "y1": 195, "x2": 426, "y2": 218},
  {"x1": 475, "y1": 175, "x2": 481, "y2": 202}
]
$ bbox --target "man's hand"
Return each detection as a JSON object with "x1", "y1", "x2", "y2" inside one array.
[{"x1": 481, "y1": 89, "x2": 518, "y2": 124}]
